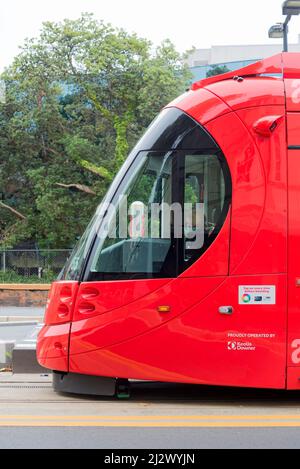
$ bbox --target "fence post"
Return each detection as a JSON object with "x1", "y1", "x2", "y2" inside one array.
[{"x1": 3, "y1": 250, "x2": 6, "y2": 273}]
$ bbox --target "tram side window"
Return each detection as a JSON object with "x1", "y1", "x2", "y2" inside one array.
[{"x1": 183, "y1": 154, "x2": 226, "y2": 265}]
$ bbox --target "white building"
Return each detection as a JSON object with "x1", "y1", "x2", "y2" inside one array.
[{"x1": 187, "y1": 36, "x2": 300, "y2": 80}]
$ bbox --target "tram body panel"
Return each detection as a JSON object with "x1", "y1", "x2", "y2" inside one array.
[
  {"x1": 37, "y1": 323, "x2": 71, "y2": 372},
  {"x1": 167, "y1": 88, "x2": 231, "y2": 125},
  {"x1": 69, "y1": 276, "x2": 226, "y2": 356},
  {"x1": 204, "y1": 78, "x2": 285, "y2": 111},
  {"x1": 285, "y1": 80, "x2": 300, "y2": 112},
  {"x1": 287, "y1": 113, "x2": 300, "y2": 145},
  {"x1": 69, "y1": 274, "x2": 287, "y2": 389},
  {"x1": 72, "y1": 278, "x2": 170, "y2": 319},
  {"x1": 283, "y1": 52, "x2": 300, "y2": 79},
  {"x1": 233, "y1": 106, "x2": 287, "y2": 276},
  {"x1": 204, "y1": 112, "x2": 266, "y2": 275}
]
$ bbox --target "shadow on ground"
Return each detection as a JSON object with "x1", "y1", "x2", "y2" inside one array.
[{"x1": 56, "y1": 380, "x2": 300, "y2": 407}]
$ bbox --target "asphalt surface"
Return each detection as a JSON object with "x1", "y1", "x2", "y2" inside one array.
[
  {"x1": 3, "y1": 427, "x2": 300, "y2": 449},
  {"x1": 1, "y1": 374, "x2": 300, "y2": 449}
]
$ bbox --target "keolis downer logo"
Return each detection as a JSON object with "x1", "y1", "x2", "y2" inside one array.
[{"x1": 228, "y1": 342, "x2": 237, "y2": 351}]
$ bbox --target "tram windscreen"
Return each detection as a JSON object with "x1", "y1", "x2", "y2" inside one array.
[
  {"x1": 90, "y1": 152, "x2": 173, "y2": 278},
  {"x1": 62, "y1": 108, "x2": 231, "y2": 281}
]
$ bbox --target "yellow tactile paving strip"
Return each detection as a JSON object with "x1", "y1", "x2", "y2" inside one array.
[{"x1": 1, "y1": 415, "x2": 300, "y2": 427}]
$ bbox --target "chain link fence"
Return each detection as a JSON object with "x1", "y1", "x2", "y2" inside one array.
[{"x1": 0, "y1": 250, "x2": 72, "y2": 283}]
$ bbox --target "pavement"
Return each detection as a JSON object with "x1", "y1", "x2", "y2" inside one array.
[
  {"x1": 0, "y1": 307, "x2": 44, "y2": 346},
  {"x1": 0, "y1": 307, "x2": 44, "y2": 324},
  {"x1": 1, "y1": 374, "x2": 300, "y2": 448},
  {"x1": 0, "y1": 325, "x2": 35, "y2": 344}
]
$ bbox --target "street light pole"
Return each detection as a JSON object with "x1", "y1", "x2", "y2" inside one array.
[
  {"x1": 268, "y1": 2, "x2": 300, "y2": 52},
  {"x1": 283, "y1": 14, "x2": 292, "y2": 51}
]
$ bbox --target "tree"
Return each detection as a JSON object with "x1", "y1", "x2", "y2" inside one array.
[
  {"x1": 206, "y1": 64, "x2": 230, "y2": 78},
  {"x1": 0, "y1": 14, "x2": 191, "y2": 248}
]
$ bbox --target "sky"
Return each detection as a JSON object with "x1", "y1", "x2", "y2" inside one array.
[{"x1": 1, "y1": 0, "x2": 300, "y2": 71}]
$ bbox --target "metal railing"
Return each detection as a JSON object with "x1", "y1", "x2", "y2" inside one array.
[{"x1": 0, "y1": 249, "x2": 72, "y2": 282}]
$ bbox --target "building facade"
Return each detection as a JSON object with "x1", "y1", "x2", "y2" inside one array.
[{"x1": 187, "y1": 36, "x2": 300, "y2": 81}]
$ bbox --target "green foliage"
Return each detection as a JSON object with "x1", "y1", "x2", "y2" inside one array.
[
  {"x1": 0, "y1": 14, "x2": 191, "y2": 248},
  {"x1": 0, "y1": 270, "x2": 56, "y2": 284},
  {"x1": 206, "y1": 64, "x2": 230, "y2": 78}
]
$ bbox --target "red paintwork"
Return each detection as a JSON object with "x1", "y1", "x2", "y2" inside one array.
[
  {"x1": 287, "y1": 114, "x2": 300, "y2": 145},
  {"x1": 285, "y1": 80, "x2": 300, "y2": 112},
  {"x1": 37, "y1": 323, "x2": 70, "y2": 372},
  {"x1": 37, "y1": 53, "x2": 300, "y2": 390},
  {"x1": 205, "y1": 78, "x2": 285, "y2": 111},
  {"x1": 168, "y1": 88, "x2": 230, "y2": 125},
  {"x1": 73, "y1": 279, "x2": 169, "y2": 321},
  {"x1": 70, "y1": 275, "x2": 287, "y2": 389},
  {"x1": 283, "y1": 53, "x2": 300, "y2": 79},
  {"x1": 232, "y1": 106, "x2": 287, "y2": 276},
  {"x1": 69, "y1": 277, "x2": 225, "y2": 357}
]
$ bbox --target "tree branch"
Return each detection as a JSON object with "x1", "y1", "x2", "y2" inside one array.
[
  {"x1": 47, "y1": 147, "x2": 112, "y2": 181},
  {"x1": 0, "y1": 202, "x2": 27, "y2": 220},
  {"x1": 78, "y1": 159, "x2": 112, "y2": 180},
  {"x1": 55, "y1": 183, "x2": 97, "y2": 195},
  {"x1": 46, "y1": 147, "x2": 63, "y2": 157}
]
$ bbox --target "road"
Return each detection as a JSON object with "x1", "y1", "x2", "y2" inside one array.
[{"x1": 1, "y1": 374, "x2": 300, "y2": 449}]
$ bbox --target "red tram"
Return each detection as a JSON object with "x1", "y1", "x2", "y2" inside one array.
[{"x1": 37, "y1": 53, "x2": 300, "y2": 395}]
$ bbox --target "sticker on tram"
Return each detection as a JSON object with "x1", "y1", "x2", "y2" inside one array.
[{"x1": 239, "y1": 286, "x2": 276, "y2": 305}]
